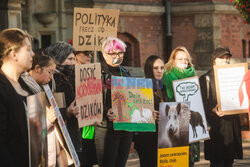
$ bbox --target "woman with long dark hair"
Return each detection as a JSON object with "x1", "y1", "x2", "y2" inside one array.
[{"x1": 134, "y1": 55, "x2": 168, "y2": 167}]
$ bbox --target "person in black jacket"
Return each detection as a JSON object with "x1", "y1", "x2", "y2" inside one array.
[
  {"x1": 134, "y1": 55, "x2": 168, "y2": 167},
  {"x1": 95, "y1": 37, "x2": 133, "y2": 167},
  {"x1": 44, "y1": 41, "x2": 83, "y2": 164},
  {"x1": 0, "y1": 28, "x2": 35, "y2": 167},
  {"x1": 199, "y1": 47, "x2": 243, "y2": 167}
]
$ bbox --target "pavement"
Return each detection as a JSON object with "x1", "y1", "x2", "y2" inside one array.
[{"x1": 126, "y1": 141, "x2": 250, "y2": 167}]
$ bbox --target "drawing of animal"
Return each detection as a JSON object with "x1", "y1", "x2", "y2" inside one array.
[
  {"x1": 142, "y1": 107, "x2": 153, "y2": 122},
  {"x1": 131, "y1": 109, "x2": 146, "y2": 123},
  {"x1": 190, "y1": 110, "x2": 206, "y2": 138}
]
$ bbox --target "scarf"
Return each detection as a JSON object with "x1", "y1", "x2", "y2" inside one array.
[{"x1": 163, "y1": 66, "x2": 195, "y2": 101}]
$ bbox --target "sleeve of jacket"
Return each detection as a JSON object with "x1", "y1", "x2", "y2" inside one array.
[
  {"x1": 0, "y1": 90, "x2": 16, "y2": 167},
  {"x1": 199, "y1": 74, "x2": 212, "y2": 126}
]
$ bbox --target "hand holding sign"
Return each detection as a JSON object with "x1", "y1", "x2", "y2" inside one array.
[
  {"x1": 67, "y1": 98, "x2": 80, "y2": 118},
  {"x1": 176, "y1": 82, "x2": 198, "y2": 101}
]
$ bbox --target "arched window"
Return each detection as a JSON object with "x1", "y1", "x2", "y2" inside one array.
[{"x1": 118, "y1": 33, "x2": 140, "y2": 67}]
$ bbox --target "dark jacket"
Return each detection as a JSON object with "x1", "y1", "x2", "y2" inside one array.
[
  {"x1": 0, "y1": 70, "x2": 33, "y2": 167},
  {"x1": 134, "y1": 80, "x2": 168, "y2": 167},
  {"x1": 101, "y1": 60, "x2": 130, "y2": 129},
  {"x1": 200, "y1": 69, "x2": 243, "y2": 161},
  {"x1": 53, "y1": 65, "x2": 82, "y2": 152}
]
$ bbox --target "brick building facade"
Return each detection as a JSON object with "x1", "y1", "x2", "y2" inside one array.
[{"x1": 0, "y1": 0, "x2": 249, "y2": 68}]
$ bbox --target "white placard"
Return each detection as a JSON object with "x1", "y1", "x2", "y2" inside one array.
[{"x1": 173, "y1": 76, "x2": 210, "y2": 143}]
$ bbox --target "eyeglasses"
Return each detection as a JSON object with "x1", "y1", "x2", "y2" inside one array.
[
  {"x1": 83, "y1": 51, "x2": 94, "y2": 57},
  {"x1": 106, "y1": 52, "x2": 124, "y2": 58},
  {"x1": 76, "y1": 51, "x2": 94, "y2": 57},
  {"x1": 175, "y1": 58, "x2": 189, "y2": 62}
]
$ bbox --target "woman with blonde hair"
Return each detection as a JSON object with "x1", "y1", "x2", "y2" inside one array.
[
  {"x1": 0, "y1": 28, "x2": 34, "y2": 167},
  {"x1": 163, "y1": 46, "x2": 199, "y2": 166},
  {"x1": 163, "y1": 46, "x2": 194, "y2": 101}
]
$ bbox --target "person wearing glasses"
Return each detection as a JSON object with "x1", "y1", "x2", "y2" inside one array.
[
  {"x1": 44, "y1": 41, "x2": 83, "y2": 165},
  {"x1": 162, "y1": 46, "x2": 200, "y2": 167},
  {"x1": 21, "y1": 49, "x2": 72, "y2": 167},
  {"x1": 199, "y1": 47, "x2": 243, "y2": 167},
  {"x1": 75, "y1": 50, "x2": 98, "y2": 167},
  {"x1": 95, "y1": 37, "x2": 133, "y2": 167},
  {"x1": 75, "y1": 51, "x2": 93, "y2": 65}
]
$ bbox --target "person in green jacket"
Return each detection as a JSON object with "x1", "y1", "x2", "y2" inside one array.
[{"x1": 163, "y1": 46, "x2": 199, "y2": 167}]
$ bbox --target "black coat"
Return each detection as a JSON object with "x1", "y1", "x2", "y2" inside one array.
[
  {"x1": 199, "y1": 69, "x2": 243, "y2": 161},
  {"x1": 0, "y1": 70, "x2": 33, "y2": 167},
  {"x1": 134, "y1": 80, "x2": 168, "y2": 167},
  {"x1": 53, "y1": 65, "x2": 82, "y2": 152},
  {"x1": 101, "y1": 60, "x2": 131, "y2": 129}
]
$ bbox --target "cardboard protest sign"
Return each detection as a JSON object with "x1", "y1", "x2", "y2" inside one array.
[
  {"x1": 111, "y1": 76, "x2": 155, "y2": 132},
  {"x1": 27, "y1": 93, "x2": 48, "y2": 167},
  {"x1": 158, "y1": 102, "x2": 189, "y2": 167},
  {"x1": 43, "y1": 85, "x2": 80, "y2": 167},
  {"x1": 214, "y1": 63, "x2": 248, "y2": 115},
  {"x1": 173, "y1": 76, "x2": 210, "y2": 143},
  {"x1": 75, "y1": 63, "x2": 103, "y2": 127},
  {"x1": 73, "y1": 8, "x2": 120, "y2": 51}
]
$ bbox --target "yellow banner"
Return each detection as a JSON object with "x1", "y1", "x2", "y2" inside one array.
[{"x1": 158, "y1": 146, "x2": 189, "y2": 167}]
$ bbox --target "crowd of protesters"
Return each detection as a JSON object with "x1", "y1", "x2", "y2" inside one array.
[{"x1": 0, "y1": 27, "x2": 243, "y2": 167}]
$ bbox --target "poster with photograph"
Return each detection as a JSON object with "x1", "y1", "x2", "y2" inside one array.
[
  {"x1": 214, "y1": 63, "x2": 249, "y2": 115},
  {"x1": 75, "y1": 63, "x2": 103, "y2": 127},
  {"x1": 111, "y1": 76, "x2": 155, "y2": 132},
  {"x1": 43, "y1": 85, "x2": 80, "y2": 167},
  {"x1": 73, "y1": 8, "x2": 119, "y2": 51},
  {"x1": 173, "y1": 76, "x2": 210, "y2": 143},
  {"x1": 27, "y1": 92, "x2": 48, "y2": 167},
  {"x1": 158, "y1": 102, "x2": 189, "y2": 167}
]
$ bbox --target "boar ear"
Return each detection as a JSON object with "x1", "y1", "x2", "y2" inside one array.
[
  {"x1": 176, "y1": 103, "x2": 181, "y2": 115},
  {"x1": 165, "y1": 105, "x2": 170, "y2": 116}
]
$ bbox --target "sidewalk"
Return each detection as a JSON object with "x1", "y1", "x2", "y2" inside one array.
[{"x1": 126, "y1": 141, "x2": 250, "y2": 167}]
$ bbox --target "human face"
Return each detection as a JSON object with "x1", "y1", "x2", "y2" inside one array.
[
  {"x1": 62, "y1": 52, "x2": 75, "y2": 65},
  {"x1": 76, "y1": 51, "x2": 93, "y2": 64},
  {"x1": 214, "y1": 55, "x2": 230, "y2": 65},
  {"x1": 36, "y1": 63, "x2": 56, "y2": 85},
  {"x1": 173, "y1": 51, "x2": 189, "y2": 70},
  {"x1": 103, "y1": 50, "x2": 124, "y2": 67},
  {"x1": 153, "y1": 59, "x2": 164, "y2": 80},
  {"x1": 15, "y1": 37, "x2": 35, "y2": 71}
]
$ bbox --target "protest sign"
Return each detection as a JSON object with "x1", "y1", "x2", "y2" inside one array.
[
  {"x1": 173, "y1": 76, "x2": 209, "y2": 143},
  {"x1": 111, "y1": 76, "x2": 155, "y2": 132},
  {"x1": 75, "y1": 63, "x2": 103, "y2": 127},
  {"x1": 27, "y1": 92, "x2": 48, "y2": 167},
  {"x1": 158, "y1": 102, "x2": 189, "y2": 167},
  {"x1": 214, "y1": 63, "x2": 248, "y2": 115},
  {"x1": 43, "y1": 85, "x2": 80, "y2": 167},
  {"x1": 73, "y1": 8, "x2": 120, "y2": 51}
]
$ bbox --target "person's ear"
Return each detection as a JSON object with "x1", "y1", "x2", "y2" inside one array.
[
  {"x1": 9, "y1": 50, "x2": 18, "y2": 62},
  {"x1": 34, "y1": 65, "x2": 42, "y2": 73}
]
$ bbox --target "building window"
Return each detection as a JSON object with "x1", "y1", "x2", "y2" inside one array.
[
  {"x1": 242, "y1": 39, "x2": 246, "y2": 58},
  {"x1": 41, "y1": 35, "x2": 51, "y2": 49}
]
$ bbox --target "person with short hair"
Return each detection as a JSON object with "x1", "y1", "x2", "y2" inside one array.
[
  {"x1": 95, "y1": 37, "x2": 133, "y2": 167},
  {"x1": 199, "y1": 47, "x2": 243, "y2": 167},
  {"x1": 0, "y1": 28, "x2": 35, "y2": 167}
]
